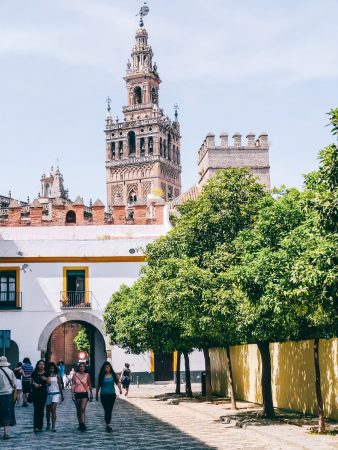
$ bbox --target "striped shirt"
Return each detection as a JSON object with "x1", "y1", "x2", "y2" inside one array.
[{"x1": 22, "y1": 363, "x2": 33, "y2": 381}]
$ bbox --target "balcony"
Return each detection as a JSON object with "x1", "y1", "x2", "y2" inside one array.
[
  {"x1": 0, "y1": 292, "x2": 22, "y2": 310},
  {"x1": 60, "y1": 291, "x2": 92, "y2": 309}
]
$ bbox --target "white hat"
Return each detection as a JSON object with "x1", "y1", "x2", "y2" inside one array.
[{"x1": 0, "y1": 356, "x2": 10, "y2": 367}]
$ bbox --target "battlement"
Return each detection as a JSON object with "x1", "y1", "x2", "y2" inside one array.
[
  {"x1": 198, "y1": 132, "x2": 269, "y2": 163},
  {"x1": 0, "y1": 197, "x2": 165, "y2": 228},
  {"x1": 197, "y1": 131, "x2": 271, "y2": 190}
]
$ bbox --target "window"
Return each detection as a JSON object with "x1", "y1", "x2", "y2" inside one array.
[
  {"x1": 160, "y1": 137, "x2": 163, "y2": 156},
  {"x1": 66, "y1": 210, "x2": 76, "y2": 224},
  {"x1": 119, "y1": 141, "x2": 123, "y2": 158},
  {"x1": 111, "y1": 142, "x2": 115, "y2": 159},
  {"x1": 148, "y1": 136, "x2": 153, "y2": 154},
  {"x1": 62, "y1": 267, "x2": 89, "y2": 307},
  {"x1": 128, "y1": 131, "x2": 136, "y2": 155},
  {"x1": 168, "y1": 133, "x2": 171, "y2": 160},
  {"x1": 128, "y1": 190, "x2": 137, "y2": 205},
  {"x1": 0, "y1": 269, "x2": 19, "y2": 308},
  {"x1": 163, "y1": 139, "x2": 166, "y2": 158},
  {"x1": 134, "y1": 86, "x2": 142, "y2": 105},
  {"x1": 140, "y1": 137, "x2": 145, "y2": 155}
]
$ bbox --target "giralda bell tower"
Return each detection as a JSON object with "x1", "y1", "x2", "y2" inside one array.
[{"x1": 105, "y1": 4, "x2": 182, "y2": 210}]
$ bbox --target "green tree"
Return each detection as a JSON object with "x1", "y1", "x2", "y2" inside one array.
[{"x1": 73, "y1": 326, "x2": 91, "y2": 355}]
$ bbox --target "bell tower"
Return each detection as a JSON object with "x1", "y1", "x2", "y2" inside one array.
[{"x1": 105, "y1": 6, "x2": 182, "y2": 210}]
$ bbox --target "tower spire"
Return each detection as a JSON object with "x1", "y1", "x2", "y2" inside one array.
[{"x1": 136, "y1": 2, "x2": 149, "y2": 27}]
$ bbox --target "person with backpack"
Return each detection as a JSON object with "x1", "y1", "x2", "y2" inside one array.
[
  {"x1": 71, "y1": 362, "x2": 93, "y2": 432},
  {"x1": 21, "y1": 357, "x2": 33, "y2": 407},
  {"x1": 96, "y1": 361, "x2": 122, "y2": 432},
  {"x1": 0, "y1": 356, "x2": 17, "y2": 440},
  {"x1": 120, "y1": 363, "x2": 131, "y2": 396}
]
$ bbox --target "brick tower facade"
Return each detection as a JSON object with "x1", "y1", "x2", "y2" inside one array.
[{"x1": 105, "y1": 22, "x2": 182, "y2": 209}]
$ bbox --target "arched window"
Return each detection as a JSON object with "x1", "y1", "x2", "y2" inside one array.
[
  {"x1": 128, "y1": 131, "x2": 136, "y2": 155},
  {"x1": 140, "y1": 137, "x2": 145, "y2": 155},
  {"x1": 111, "y1": 142, "x2": 115, "y2": 159},
  {"x1": 66, "y1": 210, "x2": 76, "y2": 224},
  {"x1": 163, "y1": 139, "x2": 166, "y2": 158},
  {"x1": 118, "y1": 141, "x2": 123, "y2": 158},
  {"x1": 148, "y1": 136, "x2": 153, "y2": 154},
  {"x1": 128, "y1": 190, "x2": 137, "y2": 205},
  {"x1": 168, "y1": 133, "x2": 171, "y2": 160},
  {"x1": 160, "y1": 137, "x2": 163, "y2": 156},
  {"x1": 134, "y1": 86, "x2": 142, "y2": 105},
  {"x1": 151, "y1": 87, "x2": 158, "y2": 104}
]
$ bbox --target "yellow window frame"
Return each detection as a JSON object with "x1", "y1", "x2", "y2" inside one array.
[
  {"x1": 62, "y1": 266, "x2": 89, "y2": 304},
  {"x1": 0, "y1": 266, "x2": 20, "y2": 308}
]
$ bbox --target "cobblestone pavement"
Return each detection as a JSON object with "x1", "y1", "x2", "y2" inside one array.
[{"x1": 1, "y1": 385, "x2": 338, "y2": 449}]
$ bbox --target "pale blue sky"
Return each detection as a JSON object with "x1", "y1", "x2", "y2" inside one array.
[{"x1": 0, "y1": 0, "x2": 337, "y2": 204}]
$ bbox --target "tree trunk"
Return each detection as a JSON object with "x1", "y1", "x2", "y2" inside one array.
[
  {"x1": 314, "y1": 338, "x2": 325, "y2": 433},
  {"x1": 175, "y1": 351, "x2": 181, "y2": 395},
  {"x1": 183, "y1": 351, "x2": 192, "y2": 397},
  {"x1": 257, "y1": 341, "x2": 275, "y2": 418},
  {"x1": 203, "y1": 348, "x2": 212, "y2": 402},
  {"x1": 225, "y1": 344, "x2": 237, "y2": 409}
]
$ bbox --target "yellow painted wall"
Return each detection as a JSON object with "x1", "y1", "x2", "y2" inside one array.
[{"x1": 210, "y1": 338, "x2": 338, "y2": 419}]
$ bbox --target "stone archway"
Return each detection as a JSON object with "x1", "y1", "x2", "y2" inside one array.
[
  {"x1": 38, "y1": 312, "x2": 110, "y2": 385},
  {"x1": 38, "y1": 311, "x2": 108, "y2": 353}
]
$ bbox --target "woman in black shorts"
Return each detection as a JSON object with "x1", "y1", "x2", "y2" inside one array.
[{"x1": 71, "y1": 362, "x2": 92, "y2": 432}]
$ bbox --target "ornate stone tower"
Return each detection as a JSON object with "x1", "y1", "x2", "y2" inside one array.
[{"x1": 105, "y1": 15, "x2": 181, "y2": 210}]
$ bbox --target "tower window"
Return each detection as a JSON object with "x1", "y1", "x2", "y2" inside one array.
[
  {"x1": 119, "y1": 141, "x2": 123, "y2": 158},
  {"x1": 111, "y1": 142, "x2": 115, "y2": 159},
  {"x1": 163, "y1": 139, "x2": 167, "y2": 158},
  {"x1": 128, "y1": 131, "x2": 136, "y2": 155},
  {"x1": 140, "y1": 137, "x2": 145, "y2": 155},
  {"x1": 148, "y1": 136, "x2": 153, "y2": 154},
  {"x1": 128, "y1": 190, "x2": 137, "y2": 205},
  {"x1": 134, "y1": 86, "x2": 142, "y2": 105},
  {"x1": 168, "y1": 133, "x2": 171, "y2": 161},
  {"x1": 160, "y1": 137, "x2": 163, "y2": 156},
  {"x1": 151, "y1": 87, "x2": 158, "y2": 105}
]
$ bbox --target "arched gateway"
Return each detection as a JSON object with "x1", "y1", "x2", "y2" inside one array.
[
  {"x1": 38, "y1": 311, "x2": 110, "y2": 385},
  {"x1": 38, "y1": 311, "x2": 107, "y2": 352}
]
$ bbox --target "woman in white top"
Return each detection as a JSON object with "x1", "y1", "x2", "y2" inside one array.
[
  {"x1": 46, "y1": 362, "x2": 64, "y2": 432},
  {"x1": 0, "y1": 356, "x2": 16, "y2": 440}
]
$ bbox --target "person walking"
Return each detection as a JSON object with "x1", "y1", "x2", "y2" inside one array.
[
  {"x1": 13, "y1": 362, "x2": 23, "y2": 407},
  {"x1": 21, "y1": 357, "x2": 33, "y2": 407},
  {"x1": 71, "y1": 362, "x2": 93, "y2": 432},
  {"x1": 46, "y1": 362, "x2": 63, "y2": 432},
  {"x1": 57, "y1": 360, "x2": 65, "y2": 390},
  {"x1": 31, "y1": 360, "x2": 48, "y2": 432},
  {"x1": 120, "y1": 363, "x2": 131, "y2": 396},
  {"x1": 96, "y1": 361, "x2": 122, "y2": 433},
  {"x1": 0, "y1": 356, "x2": 17, "y2": 440}
]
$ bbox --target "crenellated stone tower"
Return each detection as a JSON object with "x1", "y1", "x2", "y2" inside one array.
[
  {"x1": 198, "y1": 132, "x2": 271, "y2": 189},
  {"x1": 105, "y1": 20, "x2": 181, "y2": 210}
]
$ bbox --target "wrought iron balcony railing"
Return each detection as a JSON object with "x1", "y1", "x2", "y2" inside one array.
[
  {"x1": 60, "y1": 291, "x2": 92, "y2": 309},
  {"x1": 0, "y1": 292, "x2": 22, "y2": 309}
]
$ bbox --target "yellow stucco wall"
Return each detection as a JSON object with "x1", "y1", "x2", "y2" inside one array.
[{"x1": 210, "y1": 338, "x2": 338, "y2": 419}]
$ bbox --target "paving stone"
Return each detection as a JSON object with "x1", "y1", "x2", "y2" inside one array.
[{"x1": 1, "y1": 387, "x2": 337, "y2": 449}]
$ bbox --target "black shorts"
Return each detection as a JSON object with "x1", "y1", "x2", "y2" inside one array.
[
  {"x1": 22, "y1": 380, "x2": 31, "y2": 394},
  {"x1": 74, "y1": 392, "x2": 88, "y2": 400}
]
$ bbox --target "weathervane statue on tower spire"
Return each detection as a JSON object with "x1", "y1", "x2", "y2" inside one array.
[{"x1": 136, "y1": 2, "x2": 149, "y2": 27}]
